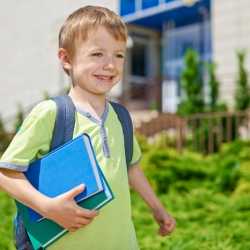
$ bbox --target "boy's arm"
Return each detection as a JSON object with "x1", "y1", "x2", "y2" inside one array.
[
  {"x1": 0, "y1": 101, "x2": 98, "y2": 232},
  {"x1": 128, "y1": 164, "x2": 176, "y2": 236},
  {"x1": 0, "y1": 168, "x2": 98, "y2": 232}
]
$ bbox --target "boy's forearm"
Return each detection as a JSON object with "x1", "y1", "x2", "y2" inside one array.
[
  {"x1": 0, "y1": 168, "x2": 52, "y2": 216},
  {"x1": 128, "y1": 165, "x2": 165, "y2": 212},
  {"x1": 0, "y1": 168, "x2": 99, "y2": 231}
]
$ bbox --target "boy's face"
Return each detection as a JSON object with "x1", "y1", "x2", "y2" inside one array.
[{"x1": 62, "y1": 26, "x2": 126, "y2": 96}]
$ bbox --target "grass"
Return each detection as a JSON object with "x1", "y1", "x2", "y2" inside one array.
[
  {"x1": 1, "y1": 139, "x2": 250, "y2": 249},
  {"x1": 131, "y1": 189, "x2": 250, "y2": 250},
  {"x1": 1, "y1": 179, "x2": 250, "y2": 250},
  {"x1": 0, "y1": 192, "x2": 15, "y2": 250}
]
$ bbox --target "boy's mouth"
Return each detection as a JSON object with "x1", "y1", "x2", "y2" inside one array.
[{"x1": 94, "y1": 75, "x2": 114, "y2": 81}]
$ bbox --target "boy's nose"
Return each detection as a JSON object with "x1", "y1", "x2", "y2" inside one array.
[{"x1": 103, "y1": 57, "x2": 116, "y2": 70}]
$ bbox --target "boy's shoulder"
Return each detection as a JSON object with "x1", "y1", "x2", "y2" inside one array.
[
  {"x1": 28, "y1": 100, "x2": 57, "y2": 120},
  {"x1": 18, "y1": 100, "x2": 57, "y2": 134},
  {"x1": 32, "y1": 99, "x2": 56, "y2": 112}
]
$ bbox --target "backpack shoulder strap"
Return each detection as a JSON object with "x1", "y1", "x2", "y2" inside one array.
[
  {"x1": 50, "y1": 95, "x2": 76, "y2": 150},
  {"x1": 14, "y1": 95, "x2": 76, "y2": 250},
  {"x1": 110, "y1": 101, "x2": 133, "y2": 168}
]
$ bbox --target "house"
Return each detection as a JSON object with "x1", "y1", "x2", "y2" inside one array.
[
  {"x1": 0, "y1": 0, "x2": 117, "y2": 128},
  {"x1": 119, "y1": 0, "x2": 250, "y2": 112},
  {"x1": 1, "y1": 0, "x2": 250, "y2": 129}
]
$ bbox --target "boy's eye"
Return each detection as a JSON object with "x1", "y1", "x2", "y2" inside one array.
[
  {"x1": 91, "y1": 52, "x2": 124, "y2": 59},
  {"x1": 117, "y1": 54, "x2": 124, "y2": 59},
  {"x1": 92, "y1": 52, "x2": 102, "y2": 57}
]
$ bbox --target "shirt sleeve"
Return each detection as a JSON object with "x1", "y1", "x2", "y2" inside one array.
[
  {"x1": 129, "y1": 135, "x2": 142, "y2": 167},
  {"x1": 0, "y1": 100, "x2": 56, "y2": 172}
]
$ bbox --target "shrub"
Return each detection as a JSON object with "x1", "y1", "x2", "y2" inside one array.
[
  {"x1": 178, "y1": 49, "x2": 204, "y2": 116},
  {"x1": 235, "y1": 50, "x2": 250, "y2": 111},
  {"x1": 215, "y1": 156, "x2": 241, "y2": 192},
  {"x1": 233, "y1": 180, "x2": 250, "y2": 196},
  {"x1": 0, "y1": 116, "x2": 11, "y2": 153},
  {"x1": 142, "y1": 146, "x2": 211, "y2": 194},
  {"x1": 206, "y1": 62, "x2": 219, "y2": 111},
  {"x1": 139, "y1": 136, "x2": 250, "y2": 195},
  {"x1": 135, "y1": 133, "x2": 150, "y2": 153}
]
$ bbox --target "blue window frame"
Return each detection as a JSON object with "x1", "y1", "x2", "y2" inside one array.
[
  {"x1": 120, "y1": 0, "x2": 136, "y2": 16},
  {"x1": 142, "y1": 0, "x2": 159, "y2": 9},
  {"x1": 163, "y1": 21, "x2": 211, "y2": 79},
  {"x1": 165, "y1": 0, "x2": 176, "y2": 3}
]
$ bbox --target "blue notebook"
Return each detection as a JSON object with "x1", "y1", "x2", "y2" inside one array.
[
  {"x1": 24, "y1": 133, "x2": 104, "y2": 222},
  {"x1": 16, "y1": 133, "x2": 114, "y2": 249},
  {"x1": 16, "y1": 167, "x2": 114, "y2": 250}
]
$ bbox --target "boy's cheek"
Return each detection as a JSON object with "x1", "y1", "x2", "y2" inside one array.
[{"x1": 114, "y1": 76, "x2": 122, "y2": 85}]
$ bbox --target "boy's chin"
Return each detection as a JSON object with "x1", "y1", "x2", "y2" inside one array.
[
  {"x1": 90, "y1": 87, "x2": 114, "y2": 96},
  {"x1": 95, "y1": 82, "x2": 118, "y2": 93}
]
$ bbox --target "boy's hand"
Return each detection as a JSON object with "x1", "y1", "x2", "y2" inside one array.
[
  {"x1": 153, "y1": 207, "x2": 176, "y2": 236},
  {"x1": 44, "y1": 184, "x2": 99, "y2": 232}
]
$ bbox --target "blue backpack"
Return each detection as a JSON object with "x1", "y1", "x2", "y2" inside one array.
[{"x1": 14, "y1": 95, "x2": 134, "y2": 250}]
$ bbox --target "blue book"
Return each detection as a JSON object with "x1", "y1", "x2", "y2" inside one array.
[
  {"x1": 23, "y1": 133, "x2": 104, "y2": 222},
  {"x1": 16, "y1": 133, "x2": 114, "y2": 249},
  {"x1": 16, "y1": 167, "x2": 114, "y2": 250}
]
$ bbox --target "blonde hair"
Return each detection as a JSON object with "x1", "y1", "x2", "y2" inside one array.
[{"x1": 59, "y1": 5, "x2": 128, "y2": 59}]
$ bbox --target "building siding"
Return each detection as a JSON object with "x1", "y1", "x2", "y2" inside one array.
[
  {"x1": 0, "y1": 0, "x2": 117, "y2": 125},
  {"x1": 212, "y1": 0, "x2": 250, "y2": 108}
]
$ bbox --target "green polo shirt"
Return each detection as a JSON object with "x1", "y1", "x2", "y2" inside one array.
[{"x1": 0, "y1": 100, "x2": 141, "y2": 250}]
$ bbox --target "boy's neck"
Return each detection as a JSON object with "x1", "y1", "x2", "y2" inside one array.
[{"x1": 68, "y1": 86, "x2": 107, "y2": 119}]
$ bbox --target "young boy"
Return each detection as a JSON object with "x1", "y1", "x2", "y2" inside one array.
[{"x1": 0, "y1": 5, "x2": 175, "y2": 250}]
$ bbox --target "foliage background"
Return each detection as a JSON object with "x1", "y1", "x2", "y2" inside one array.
[
  {"x1": 1, "y1": 137, "x2": 250, "y2": 250},
  {"x1": 132, "y1": 136, "x2": 250, "y2": 250}
]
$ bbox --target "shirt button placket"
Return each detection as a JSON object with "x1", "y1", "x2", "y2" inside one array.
[{"x1": 100, "y1": 122, "x2": 110, "y2": 158}]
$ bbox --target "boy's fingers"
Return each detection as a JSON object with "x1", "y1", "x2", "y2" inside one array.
[
  {"x1": 163, "y1": 221, "x2": 174, "y2": 230},
  {"x1": 158, "y1": 220, "x2": 175, "y2": 236},
  {"x1": 158, "y1": 227, "x2": 166, "y2": 236},
  {"x1": 76, "y1": 217, "x2": 93, "y2": 226},
  {"x1": 164, "y1": 217, "x2": 175, "y2": 227},
  {"x1": 69, "y1": 217, "x2": 95, "y2": 231},
  {"x1": 64, "y1": 184, "x2": 85, "y2": 200},
  {"x1": 171, "y1": 220, "x2": 176, "y2": 228},
  {"x1": 168, "y1": 219, "x2": 176, "y2": 230},
  {"x1": 76, "y1": 208, "x2": 99, "y2": 218},
  {"x1": 166, "y1": 223, "x2": 175, "y2": 232},
  {"x1": 68, "y1": 227, "x2": 78, "y2": 233},
  {"x1": 159, "y1": 226, "x2": 171, "y2": 236}
]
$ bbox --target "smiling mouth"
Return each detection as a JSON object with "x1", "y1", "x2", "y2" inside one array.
[{"x1": 94, "y1": 75, "x2": 114, "y2": 81}]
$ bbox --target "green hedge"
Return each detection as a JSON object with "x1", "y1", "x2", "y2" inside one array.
[
  {"x1": 0, "y1": 192, "x2": 15, "y2": 250},
  {"x1": 1, "y1": 138, "x2": 250, "y2": 249},
  {"x1": 132, "y1": 137, "x2": 250, "y2": 249}
]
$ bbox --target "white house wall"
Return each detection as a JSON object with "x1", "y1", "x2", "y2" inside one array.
[
  {"x1": 212, "y1": 0, "x2": 250, "y2": 109},
  {"x1": 0, "y1": 0, "x2": 117, "y2": 126}
]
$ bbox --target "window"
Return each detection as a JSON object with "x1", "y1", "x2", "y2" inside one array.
[
  {"x1": 142, "y1": 0, "x2": 159, "y2": 9},
  {"x1": 131, "y1": 42, "x2": 147, "y2": 77},
  {"x1": 120, "y1": 0, "x2": 136, "y2": 16}
]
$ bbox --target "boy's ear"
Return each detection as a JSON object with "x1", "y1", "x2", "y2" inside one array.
[{"x1": 58, "y1": 48, "x2": 72, "y2": 71}]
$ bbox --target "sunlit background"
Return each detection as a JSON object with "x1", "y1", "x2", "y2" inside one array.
[{"x1": 1, "y1": 1, "x2": 250, "y2": 250}]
